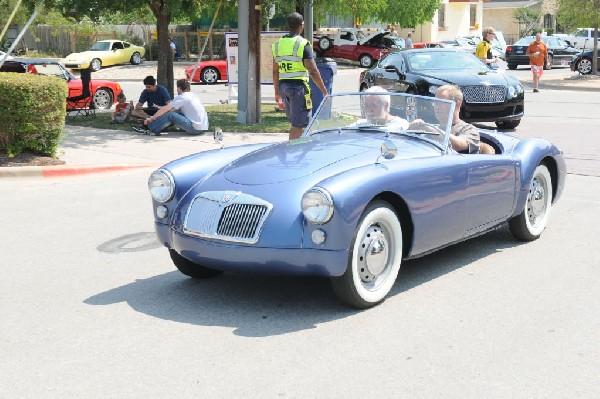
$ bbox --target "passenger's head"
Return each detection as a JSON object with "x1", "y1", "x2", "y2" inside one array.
[
  {"x1": 176, "y1": 79, "x2": 191, "y2": 94},
  {"x1": 143, "y1": 75, "x2": 157, "y2": 91},
  {"x1": 363, "y1": 86, "x2": 391, "y2": 124},
  {"x1": 482, "y1": 26, "x2": 496, "y2": 41},
  {"x1": 434, "y1": 84, "x2": 463, "y2": 123},
  {"x1": 535, "y1": 33, "x2": 542, "y2": 42},
  {"x1": 117, "y1": 92, "x2": 126, "y2": 102},
  {"x1": 287, "y1": 12, "x2": 304, "y2": 33}
]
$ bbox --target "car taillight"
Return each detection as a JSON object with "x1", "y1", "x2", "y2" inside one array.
[{"x1": 506, "y1": 45, "x2": 513, "y2": 53}]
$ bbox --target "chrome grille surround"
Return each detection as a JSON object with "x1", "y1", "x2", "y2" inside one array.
[
  {"x1": 462, "y1": 85, "x2": 506, "y2": 103},
  {"x1": 183, "y1": 191, "x2": 273, "y2": 244}
]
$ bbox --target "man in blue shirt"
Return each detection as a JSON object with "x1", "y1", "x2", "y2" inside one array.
[{"x1": 130, "y1": 75, "x2": 171, "y2": 120}]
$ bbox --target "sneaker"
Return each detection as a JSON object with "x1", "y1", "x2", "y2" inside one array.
[
  {"x1": 132, "y1": 125, "x2": 150, "y2": 134},
  {"x1": 533, "y1": 88, "x2": 539, "y2": 93}
]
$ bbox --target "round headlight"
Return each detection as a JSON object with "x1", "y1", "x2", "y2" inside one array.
[
  {"x1": 301, "y1": 188, "x2": 334, "y2": 224},
  {"x1": 148, "y1": 169, "x2": 175, "y2": 203}
]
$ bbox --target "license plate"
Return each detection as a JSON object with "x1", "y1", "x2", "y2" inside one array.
[
  {"x1": 561, "y1": 60, "x2": 570, "y2": 65},
  {"x1": 516, "y1": 49, "x2": 524, "y2": 54}
]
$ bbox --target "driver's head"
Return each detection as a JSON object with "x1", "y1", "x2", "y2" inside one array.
[
  {"x1": 363, "y1": 86, "x2": 391, "y2": 123},
  {"x1": 434, "y1": 84, "x2": 462, "y2": 123}
]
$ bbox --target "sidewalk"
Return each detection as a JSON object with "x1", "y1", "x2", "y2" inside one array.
[{"x1": 0, "y1": 125, "x2": 286, "y2": 179}]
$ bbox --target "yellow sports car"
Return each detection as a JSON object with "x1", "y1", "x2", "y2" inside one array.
[{"x1": 63, "y1": 40, "x2": 145, "y2": 71}]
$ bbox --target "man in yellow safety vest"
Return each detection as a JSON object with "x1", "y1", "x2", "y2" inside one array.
[{"x1": 272, "y1": 12, "x2": 328, "y2": 140}]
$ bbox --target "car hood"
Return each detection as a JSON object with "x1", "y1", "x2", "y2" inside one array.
[
  {"x1": 415, "y1": 69, "x2": 513, "y2": 86},
  {"x1": 64, "y1": 51, "x2": 101, "y2": 60},
  {"x1": 223, "y1": 133, "x2": 438, "y2": 185}
]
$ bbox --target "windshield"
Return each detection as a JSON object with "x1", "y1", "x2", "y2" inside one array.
[
  {"x1": 407, "y1": 51, "x2": 488, "y2": 71},
  {"x1": 90, "y1": 41, "x2": 111, "y2": 51},
  {"x1": 305, "y1": 92, "x2": 455, "y2": 150}
]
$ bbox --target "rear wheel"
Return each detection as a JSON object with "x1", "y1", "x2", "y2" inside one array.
[
  {"x1": 319, "y1": 37, "x2": 332, "y2": 50},
  {"x1": 509, "y1": 164, "x2": 553, "y2": 241},
  {"x1": 90, "y1": 58, "x2": 102, "y2": 72},
  {"x1": 359, "y1": 54, "x2": 374, "y2": 68},
  {"x1": 201, "y1": 66, "x2": 220, "y2": 84},
  {"x1": 331, "y1": 201, "x2": 403, "y2": 308},
  {"x1": 130, "y1": 52, "x2": 142, "y2": 65},
  {"x1": 577, "y1": 58, "x2": 592, "y2": 74},
  {"x1": 93, "y1": 88, "x2": 113, "y2": 110},
  {"x1": 495, "y1": 119, "x2": 521, "y2": 129},
  {"x1": 507, "y1": 63, "x2": 518, "y2": 70},
  {"x1": 169, "y1": 249, "x2": 223, "y2": 278}
]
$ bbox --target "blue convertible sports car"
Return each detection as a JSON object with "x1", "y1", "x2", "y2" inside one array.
[{"x1": 148, "y1": 92, "x2": 566, "y2": 308}]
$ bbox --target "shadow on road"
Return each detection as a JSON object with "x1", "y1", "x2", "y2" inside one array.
[{"x1": 85, "y1": 225, "x2": 520, "y2": 337}]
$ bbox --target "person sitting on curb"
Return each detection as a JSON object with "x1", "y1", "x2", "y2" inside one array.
[
  {"x1": 111, "y1": 92, "x2": 133, "y2": 124},
  {"x1": 130, "y1": 75, "x2": 171, "y2": 120},
  {"x1": 132, "y1": 79, "x2": 208, "y2": 136}
]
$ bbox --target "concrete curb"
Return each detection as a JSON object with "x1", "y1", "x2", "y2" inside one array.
[{"x1": 0, "y1": 163, "x2": 158, "y2": 179}]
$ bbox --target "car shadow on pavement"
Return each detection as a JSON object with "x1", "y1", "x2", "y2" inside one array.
[{"x1": 84, "y1": 224, "x2": 521, "y2": 337}]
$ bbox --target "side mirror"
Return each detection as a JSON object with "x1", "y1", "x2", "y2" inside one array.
[{"x1": 384, "y1": 65, "x2": 400, "y2": 75}]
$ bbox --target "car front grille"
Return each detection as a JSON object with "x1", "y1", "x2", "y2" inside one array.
[
  {"x1": 462, "y1": 85, "x2": 506, "y2": 103},
  {"x1": 183, "y1": 191, "x2": 273, "y2": 244}
]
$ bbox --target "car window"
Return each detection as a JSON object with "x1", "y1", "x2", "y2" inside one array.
[
  {"x1": 112, "y1": 42, "x2": 124, "y2": 50},
  {"x1": 576, "y1": 29, "x2": 588, "y2": 37},
  {"x1": 124, "y1": 42, "x2": 131, "y2": 49},
  {"x1": 408, "y1": 51, "x2": 486, "y2": 71},
  {"x1": 91, "y1": 41, "x2": 111, "y2": 51},
  {"x1": 31, "y1": 63, "x2": 67, "y2": 79},
  {"x1": 381, "y1": 53, "x2": 404, "y2": 70}
]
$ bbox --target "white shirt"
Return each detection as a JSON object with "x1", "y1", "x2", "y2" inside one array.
[{"x1": 170, "y1": 91, "x2": 208, "y2": 130}]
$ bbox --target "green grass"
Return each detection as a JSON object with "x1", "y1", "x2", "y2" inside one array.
[{"x1": 65, "y1": 104, "x2": 291, "y2": 133}]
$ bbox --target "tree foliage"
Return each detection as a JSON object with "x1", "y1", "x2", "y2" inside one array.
[
  {"x1": 513, "y1": 6, "x2": 541, "y2": 36},
  {"x1": 557, "y1": 0, "x2": 599, "y2": 75}
]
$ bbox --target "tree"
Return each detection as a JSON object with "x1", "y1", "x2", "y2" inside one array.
[
  {"x1": 513, "y1": 6, "x2": 541, "y2": 36},
  {"x1": 557, "y1": 0, "x2": 599, "y2": 75},
  {"x1": 56, "y1": 0, "x2": 200, "y2": 97}
]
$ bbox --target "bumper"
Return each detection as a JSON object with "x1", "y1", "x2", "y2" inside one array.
[
  {"x1": 156, "y1": 222, "x2": 350, "y2": 277},
  {"x1": 462, "y1": 100, "x2": 524, "y2": 123},
  {"x1": 506, "y1": 55, "x2": 530, "y2": 65},
  {"x1": 63, "y1": 61, "x2": 90, "y2": 70}
]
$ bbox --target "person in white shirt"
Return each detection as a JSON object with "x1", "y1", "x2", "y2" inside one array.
[
  {"x1": 353, "y1": 86, "x2": 409, "y2": 131},
  {"x1": 405, "y1": 32, "x2": 414, "y2": 49},
  {"x1": 133, "y1": 79, "x2": 208, "y2": 136}
]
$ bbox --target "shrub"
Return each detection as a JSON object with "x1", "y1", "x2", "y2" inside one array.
[{"x1": 0, "y1": 73, "x2": 67, "y2": 157}]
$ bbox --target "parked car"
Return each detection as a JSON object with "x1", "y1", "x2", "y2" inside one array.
[
  {"x1": 148, "y1": 91, "x2": 565, "y2": 308},
  {"x1": 505, "y1": 35, "x2": 580, "y2": 70},
  {"x1": 313, "y1": 29, "x2": 403, "y2": 67},
  {"x1": 570, "y1": 49, "x2": 600, "y2": 74},
  {"x1": 359, "y1": 49, "x2": 524, "y2": 129},
  {"x1": 559, "y1": 28, "x2": 597, "y2": 50},
  {"x1": 185, "y1": 59, "x2": 227, "y2": 84},
  {"x1": 63, "y1": 40, "x2": 145, "y2": 72},
  {"x1": 412, "y1": 42, "x2": 446, "y2": 49},
  {"x1": 0, "y1": 58, "x2": 122, "y2": 109}
]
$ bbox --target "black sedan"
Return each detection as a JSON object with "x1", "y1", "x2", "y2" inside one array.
[
  {"x1": 570, "y1": 49, "x2": 600, "y2": 74},
  {"x1": 505, "y1": 35, "x2": 580, "y2": 70},
  {"x1": 359, "y1": 48, "x2": 524, "y2": 129}
]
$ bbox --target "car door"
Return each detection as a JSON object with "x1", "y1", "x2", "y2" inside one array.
[
  {"x1": 464, "y1": 154, "x2": 516, "y2": 235},
  {"x1": 372, "y1": 53, "x2": 410, "y2": 93}
]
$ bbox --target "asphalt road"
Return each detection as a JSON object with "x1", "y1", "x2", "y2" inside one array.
[{"x1": 1, "y1": 72, "x2": 599, "y2": 397}]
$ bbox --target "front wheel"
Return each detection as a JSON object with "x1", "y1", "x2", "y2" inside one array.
[
  {"x1": 495, "y1": 119, "x2": 521, "y2": 129},
  {"x1": 331, "y1": 201, "x2": 403, "y2": 308},
  {"x1": 509, "y1": 164, "x2": 553, "y2": 241},
  {"x1": 169, "y1": 249, "x2": 223, "y2": 278},
  {"x1": 93, "y1": 88, "x2": 113, "y2": 110},
  {"x1": 130, "y1": 52, "x2": 142, "y2": 65},
  {"x1": 201, "y1": 67, "x2": 220, "y2": 84},
  {"x1": 319, "y1": 37, "x2": 332, "y2": 50},
  {"x1": 359, "y1": 54, "x2": 374, "y2": 68},
  {"x1": 90, "y1": 58, "x2": 102, "y2": 72},
  {"x1": 577, "y1": 58, "x2": 592, "y2": 74}
]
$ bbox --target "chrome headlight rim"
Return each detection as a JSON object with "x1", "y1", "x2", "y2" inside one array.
[
  {"x1": 301, "y1": 187, "x2": 334, "y2": 225},
  {"x1": 148, "y1": 169, "x2": 175, "y2": 203}
]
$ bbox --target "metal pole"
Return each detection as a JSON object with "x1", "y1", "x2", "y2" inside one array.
[
  {"x1": 304, "y1": 1, "x2": 313, "y2": 45},
  {"x1": 0, "y1": 1, "x2": 42, "y2": 67},
  {"x1": 0, "y1": 0, "x2": 23, "y2": 44},
  {"x1": 237, "y1": 0, "x2": 249, "y2": 123}
]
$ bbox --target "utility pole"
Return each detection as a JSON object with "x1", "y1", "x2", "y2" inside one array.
[{"x1": 237, "y1": 0, "x2": 262, "y2": 124}]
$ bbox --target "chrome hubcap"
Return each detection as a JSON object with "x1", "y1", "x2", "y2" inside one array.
[
  {"x1": 527, "y1": 176, "x2": 546, "y2": 224},
  {"x1": 358, "y1": 226, "x2": 389, "y2": 282}
]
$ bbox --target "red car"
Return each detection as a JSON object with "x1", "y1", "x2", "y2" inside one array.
[
  {"x1": 412, "y1": 42, "x2": 446, "y2": 49},
  {"x1": 0, "y1": 58, "x2": 122, "y2": 109},
  {"x1": 313, "y1": 30, "x2": 403, "y2": 68},
  {"x1": 185, "y1": 59, "x2": 228, "y2": 84}
]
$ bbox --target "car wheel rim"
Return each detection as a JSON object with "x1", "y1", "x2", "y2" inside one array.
[
  {"x1": 360, "y1": 57, "x2": 371, "y2": 67},
  {"x1": 94, "y1": 90, "x2": 110, "y2": 109},
  {"x1": 133, "y1": 53, "x2": 141, "y2": 63},
  {"x1": 204, "y1": 69, "x2": 217, "y2": 83},
  {"x1": 357, "y1": 224, "x2": 392, "y2": 288},
  {"x1": 526, "y1": 174, "x2": 548, "y2": 228},
  {"x1": 91, "y1": 59, "x2": 101, "y2": 71},
  {"x1": 579, "y1": 59, "x2": 592, "y2": 74}
]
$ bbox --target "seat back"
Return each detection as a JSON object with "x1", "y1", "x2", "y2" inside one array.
[{"x1": 66, "y1": 68, "x2": 95, "y2": 119}]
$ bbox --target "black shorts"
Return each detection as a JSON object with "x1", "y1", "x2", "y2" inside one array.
[{"x1": 279, "y1": 81, "x2": 310, "y2": 128}]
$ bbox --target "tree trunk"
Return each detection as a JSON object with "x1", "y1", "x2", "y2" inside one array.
[{"x1": 150, "y1": 1, "x2": 174, "y2": 98}]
